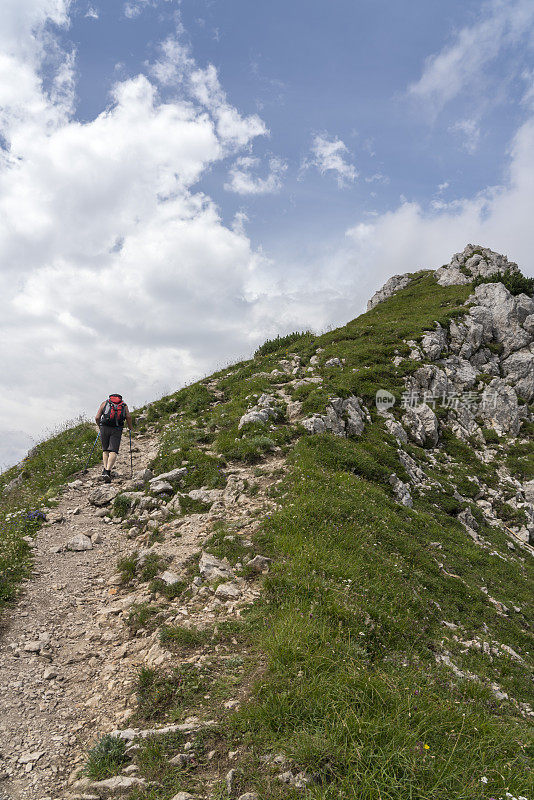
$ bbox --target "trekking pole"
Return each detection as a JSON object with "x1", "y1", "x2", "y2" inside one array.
[
  {"x1": 83, "y1": 429, "x2": 101, "y2": 474},
  {"x1": 129, "y1": 429, "x2": 133, "y2": 478}
]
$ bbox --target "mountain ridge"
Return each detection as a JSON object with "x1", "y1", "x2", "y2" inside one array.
[{"x1": 0, "y1": 246, "x2": 532, "y2": 800}]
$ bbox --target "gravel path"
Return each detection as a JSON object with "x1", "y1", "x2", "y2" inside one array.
[
  {"x1": 0, "y1": 436, "x2": 158, "y2": 800},
  {"x1": 0, "y1": 432, "x2": 281, "y2": 800}
]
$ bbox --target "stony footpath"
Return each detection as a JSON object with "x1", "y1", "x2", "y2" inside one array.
[
  {"x1": 0, "y1": 428, "x2": 284, "y2": 800},
  {"x1": 0, "y1": 434, "x2": 160, "y2": 799}
]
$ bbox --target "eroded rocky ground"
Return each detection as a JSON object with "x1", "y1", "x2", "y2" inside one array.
[{"x1": 0, "y1": 431, "x2": 284, "y2": 800}]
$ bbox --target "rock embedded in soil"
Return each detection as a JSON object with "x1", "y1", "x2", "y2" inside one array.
[
  {"x1": 159, "y1": 571, "x2": 181, "y2": 585},
  {"x1": 214, "y1": 582, "x2": 241, "y2": 600},
  {"x1": 150, "y1": 480, "x2": 174, "y2": 494},
  {"x1": 149, "y1": 467, "x2": 187, "y2": 484},
  {"x1": 66, "y1": 534, "x2": 93, "y2": 552},
  {"x1": 199, "y1": 551, "x2": 234, "y2": 580},
  {"x1": 246, "y1": 555, "x2": 271, "y2": 573},
  {"x1": 89, "y1": 775, "x2": 148, "y2": 795},
  {"x1": 88, "y1": 486, "x2": 120, "y2": 506}
]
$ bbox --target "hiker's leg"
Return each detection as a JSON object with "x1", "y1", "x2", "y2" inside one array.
[
  {"x1": 106, "y1": 430, "x2": 122, "y2": 473},
  {"x1": 100, "y1": 427, "x2": 111, "y2": 469}
]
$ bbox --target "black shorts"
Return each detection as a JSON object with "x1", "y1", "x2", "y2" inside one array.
[{"x1": 100, "y1": 425, "x2": 123, "y2": 453}]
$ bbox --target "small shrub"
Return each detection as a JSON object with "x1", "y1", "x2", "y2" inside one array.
[
  {"x1": 149, "y1": 578, "x2": 186, "y2": 600},
  {"x1": 217, "y1": 429, "x2": 276, "y2": 463},
  {"x1": 487, "y1": 341, "x2": 504, "y2": 355},
  {"x1": 116, "y1": 553, "x2": 138, "y2": 584},
  {"x1": 254, "y1": 330, "x2": 314, "y2": 358},
  {"x1": 140, "y1": 553, "x2": 166, "y2": 582},
  {"x1": 473, "y1": 269, "x2": 534, "y2": 297},
  {"x1": 83, "y1": 735, "x2": 128, "y2": 780},
  {"x1": 493, "y1": 499, "x2": 527, "y2": 527},
  {"x1": 146, "y1": 405, "x2": 162, "y2": 422},
  {"x1": 506, "y1": 440, "x2": 534, "y2": 481},
  {"x1": 482, "y1": 427, "x2": 500, "y2": 444},
  {"x1": 454, "y1": 475, "x2": 480, "y2": 499},
  {"x1": 113, "y1": 494, "x2": 132, "y2": 518},
  {"x1": 179, "y1": 495, "x2": 211, "y2": 515},
  {"x1": 423, "y1": 489, "x2": 463, "y2": 516},
  {"x1": 127, "y1": 602, "x2": 161, "y2": 633}
]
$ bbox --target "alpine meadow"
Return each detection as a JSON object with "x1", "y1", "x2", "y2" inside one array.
[{"x1": 1, "y1": 246, "x2": 533, "y2": 800}]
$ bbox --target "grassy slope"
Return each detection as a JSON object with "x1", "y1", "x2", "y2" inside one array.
[
  {"x1": 2, "y1": 273, "x2": 532, "y2": 798},
  {"x1": 119, "y1": 273, "x2": 532, "y2": 799},
  {"x1": 0, "y1": 420, "x2": 100, "y2": 609}
]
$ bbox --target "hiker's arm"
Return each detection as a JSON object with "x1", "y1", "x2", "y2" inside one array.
[
  {"x1": 125, "y1": 406, "x2": 133, "y2": 431},
  {"x1": 95, "y1": 402, "x2": 105, "y2": 426}
]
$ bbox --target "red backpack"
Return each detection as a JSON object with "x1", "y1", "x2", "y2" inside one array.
[{"x1": 101, "y1": 394, "x2": 126, "y2": 427}]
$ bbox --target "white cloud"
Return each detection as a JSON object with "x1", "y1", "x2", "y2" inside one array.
[
  {"x1": 0, "y1": 428, "x2": 35, "y2": 471},
  {"x1": 342, "y1": 114, "x2": 534, "y2": 302},
  {"x1": 407, "y1": 0, "x2": 534, "y2": 117},
  {"x1": 449, "y1": 118, "x2": 481, "y2": 153},
  {"x1": 364, "y1": 172, "x2": 389, "y2": 184},
  {"x1": 150, "y1": 36, "x2": 267, "y2": 147},
  {"x1": 0, "y1": 1, "x2": 277, "y2": 465},
  {"x1": 225, "y1": 155, "x2": 287, "y2": 195},
  {"x1": 302, "y1": 133, "x2": 357, "y2": 188},
  {"x1": 85, "y1": 6, "x2": 99, "y2": 19},
  {"x1": 124, "y1": 0, "x2": 154, "y2": 19}
]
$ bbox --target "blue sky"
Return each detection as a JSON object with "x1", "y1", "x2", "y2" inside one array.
[
  {"x1": 1, "y1": 0, "x2": 533, "y2": 466},
  {"x1": 67, "y1": 0, "x2": 528, "y2": 249}
]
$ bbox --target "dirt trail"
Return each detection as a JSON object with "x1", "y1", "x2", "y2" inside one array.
[
  {"x1": 0, "y1": 434, "x2": 159, "y2": 800},
  {"x1": 0, "y1": 430, "x2": 283, "y2": 800}
]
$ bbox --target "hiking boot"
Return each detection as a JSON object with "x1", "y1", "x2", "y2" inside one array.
[{"x1": 103, "y1": 469, "x2": 111, "y2": 484}]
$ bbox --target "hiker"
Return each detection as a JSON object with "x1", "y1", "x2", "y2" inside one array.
[{"x1": 95, "y1": 394, "x2": 133, "y2": 482}]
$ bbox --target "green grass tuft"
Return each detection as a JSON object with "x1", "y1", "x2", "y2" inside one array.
[{"x1": 83, "y1": 735, "x2": 128, "y2": 780}]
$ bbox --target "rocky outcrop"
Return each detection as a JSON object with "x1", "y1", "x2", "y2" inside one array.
[
  {"x1": 468, "y1": 283, "x2": 532, "y2": 358},
  {"x1": 367, "y1": 245, "x2": 525, "y2": 311},
  {"x1": 435, "y1": 244, "x2": 520, "y2": 286},
  {"x1": 2, "y1": 473, "x2": 24, "y2": 495},
  {"x1": 199, "y1": 551, "x2": 234, "y2": 581},
  {"x1": 480, "y1": 379, "x2": 521, "y2": 436},
  {"x1": 420, "y1": 323, "x2": 448, "y2": 360},
  {"x1": 238, "y1": 394, "x2": 281, "y2": 429},
  {"x1": 400, "y1": 272, "x2": 533, "y2": 440},
  {"x1": 389, "y1": 473, "x2": 413, "y2": 507},
  {"x1": 302, "y1": 396, "x2": 370, "y2": 438},
  {"x1": 402, "y1": 404, "x2": 439, "y2": 447},
  {"x1": 367, "y1": 274, "x2": 413, "y2": 310}
]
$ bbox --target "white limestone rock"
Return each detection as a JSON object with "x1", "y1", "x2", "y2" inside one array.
[
  {"x1": 389, "y1": 473, "x2": 413, "y2": 507},
  {"x1": 436, "y1": 244, "x2": 520, "y2": 286},
  {"x1": 420, "y1": 323, "x2": 447, "y2": 360},
  {"x1": 214, "y1": 582, "x2": 241, "y2": 600},
  {"x1": 88, "y1": 486, "x2": 120, "y2": 506},
  {"x1": 480, "y1": 379, "x2": 521, "y2": 436},
  {"x1": 199, "y1": 551, "x2": 234, "y2": 581},
  {"x1": 367, "y1": 274, "x2": 413, "y2": 310},
  {"x1": 66, "y1": 534, "x2": 93, "y2": 552},
  {"x1": 150, "y1": 480, "x2": 174, "y2": 494},
  {"x1": 149, "y1": 467, "x2": 187, "y2": 484},
  {"x1": 402, "y1": 404, "x2": 439, "y2": 447},
  {"x1": 89, "y1": 775, "x2": 148, "y2": 795}
]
